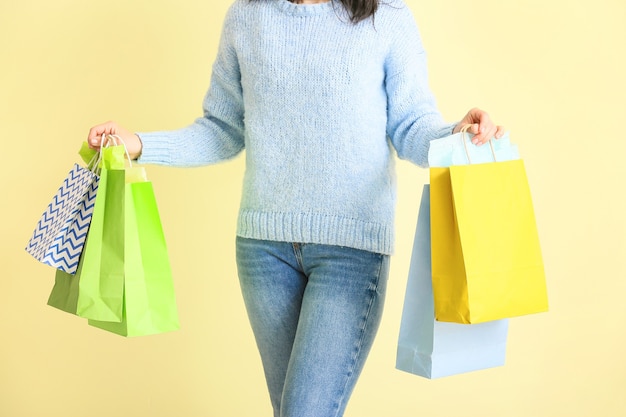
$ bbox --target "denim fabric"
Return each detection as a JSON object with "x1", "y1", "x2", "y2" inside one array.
[{"x1": 236, "y1": 237, "x2": 390, "y2": 417}]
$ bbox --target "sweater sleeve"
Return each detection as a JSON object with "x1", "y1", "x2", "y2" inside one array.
[
  {"x1": 384, "y1": 4, "x2": 455, "y2": 168},
  {"x1": 137, "y1": 8, "x2": 245, "y2": 167}
]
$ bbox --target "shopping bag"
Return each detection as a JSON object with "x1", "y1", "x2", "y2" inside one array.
[
  {"x1": 48, "y1": 164, "x2": 179, "y2": 336},
  {"x1": 75, "y1": 145, "x2": 127, "y2": 322},
  {"x1": 396, "y1": 185, "x2": 508, "y2": 379},
  {"x1": 88, "y1": 168, "x2": 179, "y2": 337},
  {"x1": 430, "y1": 132, "x2": 548, "y2": 324},
  {"x1": 428, "y1": 131, "x2": 519, "y2": 167},
  {"x1": 25, "y1": 147, "x2": 99, "y2": 274},
  {"x1": 47, "y1": 251, "x2": 84, "y2": 315}
]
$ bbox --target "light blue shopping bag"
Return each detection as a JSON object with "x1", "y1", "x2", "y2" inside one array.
[
  {"x1": 427, "y1": 131, "x2": 518, "y2": 168},
  {"x1": 396, "y1": 185, "x2": 508, "y2": 378}
]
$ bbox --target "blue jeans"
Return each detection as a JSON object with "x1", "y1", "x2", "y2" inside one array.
[{"x1": 236, "y1": 237, "x2": 390, "y2": 417}]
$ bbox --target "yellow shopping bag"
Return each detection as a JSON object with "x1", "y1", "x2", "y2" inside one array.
[{"x1": 430, "y1": 141, "x2": 548, "y2": 324}]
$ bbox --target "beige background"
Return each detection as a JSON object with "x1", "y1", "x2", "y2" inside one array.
[{"x1": 1, "y1": 0, "x2": 624, "y2": 416}]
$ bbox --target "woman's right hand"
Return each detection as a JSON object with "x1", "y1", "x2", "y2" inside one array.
[{"x1": 87, "y1": 121, "x2": 143, "y2": 160}]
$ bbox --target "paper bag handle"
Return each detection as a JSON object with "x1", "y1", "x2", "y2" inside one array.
[
  {"x1": 460, "y1": 124, "x2": 497, "y2": 164},
  {"x1": 79, "y1": 134, "x2": 133, "y2": 173},
  {"x1": 102, "y1": 134, "x2": 133, "y2": 167}
]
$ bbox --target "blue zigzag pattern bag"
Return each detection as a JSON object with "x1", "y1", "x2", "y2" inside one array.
[{"x1": 26, "y1": 146, "x2": 99, "y2": 274}]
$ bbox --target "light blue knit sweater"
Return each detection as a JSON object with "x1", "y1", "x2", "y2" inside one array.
[{"x1": 137, "y1": 0, "x2": 455, "y2": 254}]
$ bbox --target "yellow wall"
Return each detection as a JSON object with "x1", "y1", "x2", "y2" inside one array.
[{"x1": 1, "y1": 0, "x2": 624, "y2": 416}]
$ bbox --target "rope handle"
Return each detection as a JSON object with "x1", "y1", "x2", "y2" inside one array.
[
  {"x1": 86, "y1": 151, "x2": 101, "y2": 172},
  {"x1": 98, "y1": 134, "x2": 133, "y2": 168},
  {"x1": 460, "y1": 124, "x2": 496, "y2": 164}
]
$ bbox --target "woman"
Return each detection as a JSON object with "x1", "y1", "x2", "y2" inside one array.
[{"x1": 88, "y1": 1, "x2": 504, "y2": 416}]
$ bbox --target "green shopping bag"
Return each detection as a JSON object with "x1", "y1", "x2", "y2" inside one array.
[
  {"x1": 88, "y1": 169, "x2": 179, "y2": 336},
  {"x1": 75, "y1": 146, "x2": 127, "y2": 322},
  {"x1": 47, "y1": 250, "x2": 84, "y2": 315}
]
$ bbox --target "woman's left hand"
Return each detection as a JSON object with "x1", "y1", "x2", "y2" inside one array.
[{"x1": 453, "y1": 107, "x2": 506, "y2": 146}]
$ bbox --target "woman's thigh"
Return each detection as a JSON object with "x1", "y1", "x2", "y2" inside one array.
[
  {"x1": 281, "y1": 243, "x2": 390, "y2": 417},
  {"x1": 236, "y1": 237, "x2": 307, "y2": 413},
  {"x1": 236, "y1": 238, "x2": 390, "y2": 417}
]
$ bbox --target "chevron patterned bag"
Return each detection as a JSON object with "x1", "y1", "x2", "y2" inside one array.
[{"x1": 26, "y1": 153, "x2": 99, "y2": 274}]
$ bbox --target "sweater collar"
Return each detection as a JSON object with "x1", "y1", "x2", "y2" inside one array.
[{"x1": 274, "y1": 0, "x2": 336, "y2": 16}]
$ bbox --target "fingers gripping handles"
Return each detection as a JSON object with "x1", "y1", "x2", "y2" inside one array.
[{"x1": 460, "y1": 124, "x2": 497, "y2": 164}]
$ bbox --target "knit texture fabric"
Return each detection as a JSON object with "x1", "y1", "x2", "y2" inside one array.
[{"x1": 137, "y1": 0, "x2": 455, "y2": 254}]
